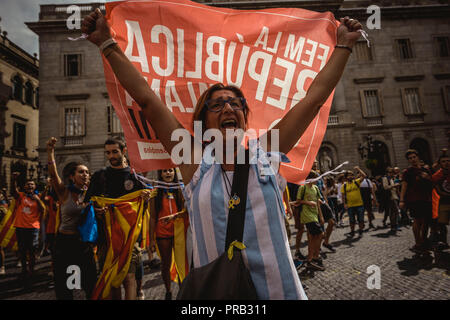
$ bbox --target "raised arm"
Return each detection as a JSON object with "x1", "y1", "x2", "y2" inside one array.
[
  {"x1": 81, "y1": 9, "x2": 195, "y2": 180},
  {"x1": 46, "y1": 137, "x2": 66, "y2": 200},
  {"x1": 354, "y1": 166, "x2": 367, "y2": 179},
  {"x1": 268, "y1": 17, "x2": 363, "y2": 154},
  {"x1": 11, "y1": 172, "x2": 21, "y2": 199}
]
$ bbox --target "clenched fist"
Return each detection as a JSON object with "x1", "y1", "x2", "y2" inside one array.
[
  {"x1": 337, "y1": 17, "x2": 363, "y2": 48},
  {"x1": 81, "y1": 8, "x2": 112, "y2": 47}
]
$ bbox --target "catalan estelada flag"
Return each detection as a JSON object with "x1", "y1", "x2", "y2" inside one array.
[
  {"x1": 171, "y1": 213, "x2": 189, "y2": 283},
  {"x1": 154, "y1": 210, "x2": 190, "y2": 284},
  {"x1": 0, "y1": 199, "x2": 18, "y2": 251},
  {"x1": 90, "y1": 190, "x2": 147, "y2": 300}
]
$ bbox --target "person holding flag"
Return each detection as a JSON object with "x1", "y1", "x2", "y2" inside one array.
[
  {"x1": 84, "y1": 137, "x2": 152, "y2": 300},
  {"x1": 149, "y1": 168, "x2": 188, "y2": 300},
  {"x1": 82, "y1": 8, "x2": 363, "y2": 299}
]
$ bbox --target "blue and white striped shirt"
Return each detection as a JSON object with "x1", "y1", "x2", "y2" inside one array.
[{"x1": 182, "y1": 144, "x2": 307, "y2": 300}]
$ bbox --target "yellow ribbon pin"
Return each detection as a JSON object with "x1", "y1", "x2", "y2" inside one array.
[
  {"x1": 228, "y1": 194, "x2": 241, "y2": 210},
  {"x1": 227, "y1": 240, "x2": 246, "y2": 260}
]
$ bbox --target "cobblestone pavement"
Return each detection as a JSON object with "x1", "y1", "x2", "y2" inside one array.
[{"x1": 0, "y1": 211, "x2": 449, "y2": 300}]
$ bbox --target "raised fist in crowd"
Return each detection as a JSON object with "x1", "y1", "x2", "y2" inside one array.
[{"x1": 81, "y1": 8, "x2": 112, "y2": 47}]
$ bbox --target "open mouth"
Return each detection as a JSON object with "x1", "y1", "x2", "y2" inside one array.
[{"x1": 220, "y1": 119, "x2": 237, "y2": 129}]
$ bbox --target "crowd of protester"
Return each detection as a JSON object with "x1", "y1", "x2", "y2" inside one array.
[
  {"x1": 286, "y1": 148, "x2": 449, "y2": 273},
  {"x1": 0, "y1": 143, "x2": 447, "y2": 299},
  {"x1": 0, "y1": 9, "x2": 448, "y2": 300}
]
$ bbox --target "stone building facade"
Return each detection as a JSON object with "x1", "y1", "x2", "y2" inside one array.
[
  {"x1": 321, "y1": 0, "x2": 450, "y2": 176},
  {"x1": 27, "y1": 3, "x2": 120, "y2": 179},
  {"x1": 0, "y1": 30, "x2": 40, "y2": 192},
  {"x1": 27, "y1": 0, "x2": 450, "y2": 179}
]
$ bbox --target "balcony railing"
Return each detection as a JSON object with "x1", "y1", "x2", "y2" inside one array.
[
  {"x1": 328, "y1": 115, "x2": 339, "y2": 125},
  {"x1": 366, "y1": 117, "x2": 383, "y2": 126},
  {"x1": 406, "y1": 114, "x2": 425, "y2": 124},
  {"x1": 63, "y1": 136, "x2": 84, "y2": 146}
]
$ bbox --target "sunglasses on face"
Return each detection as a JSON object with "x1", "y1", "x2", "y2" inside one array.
[{"x1": 204, "y1": 96, "x2": 246, "y2": 113}]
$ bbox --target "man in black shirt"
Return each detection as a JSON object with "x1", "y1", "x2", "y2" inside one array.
[{"x1": 85, "y1": 137, "x2": 151, "y2": 300}]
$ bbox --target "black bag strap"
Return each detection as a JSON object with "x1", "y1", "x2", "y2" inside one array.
[{"x1": 224, "y1": 150, "x2": 250, "y2": 252}]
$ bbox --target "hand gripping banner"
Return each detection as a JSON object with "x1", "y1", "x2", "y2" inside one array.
[{"x1": 102, "y1": 0, "x2": 338, "y2": 184}]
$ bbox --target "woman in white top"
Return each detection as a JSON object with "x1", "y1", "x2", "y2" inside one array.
[{"x1": 82, "y1": 9, "x2": 364, "y2": 299}]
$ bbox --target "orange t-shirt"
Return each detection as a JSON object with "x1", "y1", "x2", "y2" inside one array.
[
  {"x1": 155, "y1": 193, "x2": 178, "y2": 238},
  {"x1": 14, "y1": 192, "x2": 41, "y2": 229}
]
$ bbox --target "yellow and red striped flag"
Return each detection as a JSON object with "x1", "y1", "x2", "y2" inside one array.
[
  {"x1": 0, "y1": 199, "x2": 18, "y2": 251},
  {"x1": 154, "y1": 209, "x2": 190, "y2": 284},
  {"x1": 170, "y1": 213, "x2": 189, "y2": 283},
  {"x1": 90, "y1": 190, "x2": 147, "y2": 300}
]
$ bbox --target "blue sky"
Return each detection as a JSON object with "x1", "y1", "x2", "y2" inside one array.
[{"x1": 0, "y1": 0, "x2": 107, "y2": 58}]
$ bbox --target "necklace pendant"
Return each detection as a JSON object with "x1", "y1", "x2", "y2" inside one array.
[{"x1": 228, "y1": 193, "x2": 241, "y2": 209}]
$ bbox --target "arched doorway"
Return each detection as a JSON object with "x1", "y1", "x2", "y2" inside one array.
[
  {"x1": 410, "y1": 138, "x2": 432, "y2": 165},
  {"x1": 367, "y1": 140, "x2": 391, "y2": 176}
]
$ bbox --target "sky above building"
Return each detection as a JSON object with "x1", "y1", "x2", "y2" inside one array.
[{"x1": 0, "y1": 0, "x2": 106, "y2": 58}]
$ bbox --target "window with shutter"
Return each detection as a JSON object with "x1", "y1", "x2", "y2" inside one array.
[
  {"x1": 64, "y1": 54, "x2": 82, "y2": 77},
  {"x1": 396, "y1": 39, "x2": 414, "y2": 60},
  {"x1": 354, "y1": 41, "x2": 373, "y2": 62},
  {"x1": 435, "y1": 36, "x2": 450, "y2": 58},
  {"x1": 107, "y1": 106, "x2": 124, "y2": 134},
  {"x1": 60, "y1": 106, "x2": 85, "y2": 146},
  {"x1": 360, "y1": 89, "x2": 382, "y2": 118},
  {"x1": 13, "y1": 122, "x2": 26, "y2": 149},
  {"x1": 402, "y1": 88, "x2": 423, "y2": 115}
]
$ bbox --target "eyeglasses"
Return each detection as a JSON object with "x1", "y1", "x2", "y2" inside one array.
[{"x1": 204, "y1": 96, "x2": 246, "y2": 113}]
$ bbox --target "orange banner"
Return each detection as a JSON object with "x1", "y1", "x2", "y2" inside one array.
[{"x1": 103, "y1": 0, "x2": 338, "y2": 184}]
